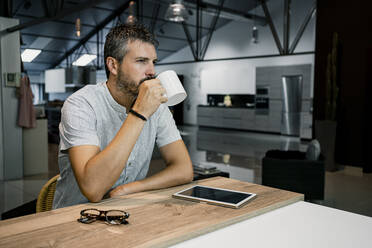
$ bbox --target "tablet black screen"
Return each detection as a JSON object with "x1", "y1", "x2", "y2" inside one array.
[{"x1": 179, "y1": 186, "x2": 252, "y2": 204}]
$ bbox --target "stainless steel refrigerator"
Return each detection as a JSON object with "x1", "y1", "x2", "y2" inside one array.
[{"x1": 281, "y1": 75, "x2": 303, "y2": 136}]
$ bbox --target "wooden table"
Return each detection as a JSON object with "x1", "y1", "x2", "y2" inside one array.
[{"x1": 0, "y1": 177, "x2": 303, "y2": 248}]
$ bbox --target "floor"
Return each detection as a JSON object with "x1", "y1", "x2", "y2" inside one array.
[{"x1": 1, "y1": 125, "x2": 372, "y2": 220}]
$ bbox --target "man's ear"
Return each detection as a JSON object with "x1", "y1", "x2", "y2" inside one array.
[{"x1": 106, "y1": 57, "x2": 119, "y2": 76}]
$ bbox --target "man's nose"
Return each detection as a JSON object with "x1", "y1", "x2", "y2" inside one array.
[{"x1": 145, "y1": 64, "x2": 155, "y2": 77}]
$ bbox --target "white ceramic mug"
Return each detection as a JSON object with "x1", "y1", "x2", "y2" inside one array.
[{"x1": 156, "y1": 70, "x2": 187, "y2": 106}]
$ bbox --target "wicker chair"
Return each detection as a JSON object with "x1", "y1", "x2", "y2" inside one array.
[{"x1": 36, "y1": 174, "x2": 60, "y2": 212}]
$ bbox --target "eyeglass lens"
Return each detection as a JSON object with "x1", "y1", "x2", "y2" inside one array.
[
  {"x1": 78, "y1": 209, "x2": 129, "y2": 225},
  {"x1": 83, "y1": 209, "x2": 101, "y2": 217},
  {"x1": 106, "y1": 210, "x2": 129, "y2": 225}
]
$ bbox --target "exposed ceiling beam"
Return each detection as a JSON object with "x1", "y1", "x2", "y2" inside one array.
[
  {"x1": 96, "y1": 30, "x2": 102, "y2": 68},
  {"x1": 150, "y1": 1, "x2": 161, "y2": 32},
  {"x1": 142, "y1": 14, "x2": 212, "y2": 31},
  {"x1": 52, "y1": 1, "x2": 213, "y2": 30},
  {"x1": 24, "y1": 61, "x2": 52, "y2": 65},
  {"x1": 146, "y1": 0, "x2": 266, "y2": 25},
  {"x1": 182, "y1": 23, "x2": 197, "y2": 61},
  {"x1": 15, "y1": 12, "x2": 212, "y2": 33},
  {"x1": 259, "y1": 0, "x2": 284, "y2": 54},
  {"x1": 184, "y1": 0, "x2": 267, "y2": 25},
  {"x1": 156, "y1": 34, "x2": 187, "y2": 41},
  {"x1": 5, "y1": 0, "x2": 114, "y2": 33},
  {"x1": 12, "y1": 0, "x2": 28, "y2": 16},
  {"x1": 22, "y1": 32, "x2": 186, "y2": 45},
  {"x1": 200, "y1": 0, "x2": 225, "y2": 60},
  {"x1": 22, "y1": 32, "x2": 99, "y2": 43},
  {"x1": 15, "y1": 13, "x2": 99, "y2": 29},
  {"x1": 22, "y1": 47, "x2": 126, "y2": 56},
  {"x1": 157, "y1": 48, "x2": 177, "y2": 53},
  {"x1": 196, "y1": 0, "x2": 202, "y2": 60},
  {"x1": 289, "y1": 2, "x2": 316, "y2": 54},
  {"x1": 283, "y1": 0, "x2": 290, "y2": 54},
  {"x1": 23, "y1": 48, "x2": 64, "y2": 54},
  {"x1": 51, "y1": 1, "x2": 131, "y2": 68},
  {"x1": 137, "y1": 0, "x2": 144, "y2": 23}
]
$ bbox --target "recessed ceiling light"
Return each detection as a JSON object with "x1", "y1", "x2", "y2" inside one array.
[
  {"x1": 72, "y1": 54, "x2": 97, "y2": 66},
  {"x1": 21, "y1": 49, "x2": 41, "y2": 62}
]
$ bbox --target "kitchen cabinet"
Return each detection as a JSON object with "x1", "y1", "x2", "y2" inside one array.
[
  {"x1": 300, "y1": 112, "x2": 313, "y2": 139},
  {"x1": 268, "y1": 100, "x2": 282, "y2": 132},
  {"x1": 197, "y1": 104, "x2": 310, "y2": 137},
  {"x1": 240, "y1": 109, "x2": 255, "y2": 130},
  {"x1": 254, "y1": 115, "x2": 269, "y2": 131},
  {"x1": 197, "y1": 106, "x2": 277, "y2": 133}
]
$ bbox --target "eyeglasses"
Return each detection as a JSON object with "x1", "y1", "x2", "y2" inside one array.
[{"x1": 77, "y1": 208, "x2": 130, "y2": 225}]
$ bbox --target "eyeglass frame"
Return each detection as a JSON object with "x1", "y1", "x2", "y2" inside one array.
[{"x1": 77, "y1": 208, "x2": 130, "y2": 225}]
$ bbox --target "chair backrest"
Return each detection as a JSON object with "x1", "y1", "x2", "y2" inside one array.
[{"x1": 36, "y1": 174, "x2": 60, "y2": 213}]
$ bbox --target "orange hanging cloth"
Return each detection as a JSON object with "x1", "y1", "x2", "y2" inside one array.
[{"x1": 18, "y1": 75, "x2": 36, "y2": 128}]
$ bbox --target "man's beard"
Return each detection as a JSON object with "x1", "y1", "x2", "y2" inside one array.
[
  {"x1": 116, "y1": 69, "x2": 139, "y2": 98},
  {"x1": 116, "y1": 68, "x2": 155, "y2": 98}
]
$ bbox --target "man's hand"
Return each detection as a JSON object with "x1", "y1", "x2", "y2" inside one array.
[
  {"x1": 132, "y1": 79, "x2": 168, "y2": 119},
  {"x1": 109, "y1": 181, "x2": 141, "y2": 197}
]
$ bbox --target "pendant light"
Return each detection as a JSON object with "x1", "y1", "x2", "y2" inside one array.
[
  {"x1": 165, "y1": 0, "x2": 188, "y2": 22},
  {"x1": 76, "y1": 17, "x2": 81, "y2": 37},
  {"x1": 251, "y1": 0, "x2": 259, "y2": 44},
  {"x1": 251, "y1": 26, "x2": 258, "y2": 43},
  {"x1": 126, "y1": 1, "x2": 137, "y2": 24}
]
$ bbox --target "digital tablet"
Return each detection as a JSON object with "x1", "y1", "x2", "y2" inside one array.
[{"x1": 172, "y1": 185, "x2": 257, "y2": 209}]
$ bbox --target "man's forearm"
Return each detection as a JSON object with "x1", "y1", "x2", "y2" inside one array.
[
  {"x1": 71, "y1": 113, "x2": 146, "y2": 202},
  {"x1": 109, "y1": 140, "x2": 194, "y2": 197},
  {"x1": 109, "y1": 161, "x2": 193, "y2": 197}
]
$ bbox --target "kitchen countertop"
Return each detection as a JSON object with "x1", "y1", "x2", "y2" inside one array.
[{"x1": 198, "y1": 105, "x2": 255, "y2": 109}]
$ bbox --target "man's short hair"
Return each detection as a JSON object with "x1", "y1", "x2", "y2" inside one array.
[{"x1": 104, "y1": 23, "x2": 158, "y2": 78}]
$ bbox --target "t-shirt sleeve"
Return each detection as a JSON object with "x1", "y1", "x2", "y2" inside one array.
[
  {"x1": 59, "y1": 95, "x2": 99, "y2": 151},
  {"x1": 155, "y1": 105, "x2": 181, "y2": 148}
]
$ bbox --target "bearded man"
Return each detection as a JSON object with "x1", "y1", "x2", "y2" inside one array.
[{"x1": 53, "y1": 23, "x2": 193, "y2": 209}]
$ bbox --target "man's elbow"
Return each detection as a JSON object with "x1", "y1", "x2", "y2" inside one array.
[
  {"x1": 80, "y1": 185, "x2": 104, "y2": 203},
  {"x1": 182, "y1": 163, "x2": 194, "y2": 183},
  {"x1": 86, "y1": 194, "x2": 102, "y2": 203}
]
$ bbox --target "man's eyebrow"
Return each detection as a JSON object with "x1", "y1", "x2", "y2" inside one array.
[
  {"x1": 136, "y1": 57, "x2": 150, "y2": 60},
  {"x1": 136, "y1": 57, "x2": 158, "y2": 63}
]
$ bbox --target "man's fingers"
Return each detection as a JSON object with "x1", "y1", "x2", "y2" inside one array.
[
  {"x1": 158, "y1": 88, "x2": 167, "y2": 103},
  {"x1": 160, "y1": 94, "x2": 168, "y2": 103},
  {"x1": 140, "y1": 78, "x2": 161, "y2": 86}
]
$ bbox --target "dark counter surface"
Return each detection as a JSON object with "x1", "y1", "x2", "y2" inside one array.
[{"x1": 198, "y1": 104, "x2": 255, "y2": 109}]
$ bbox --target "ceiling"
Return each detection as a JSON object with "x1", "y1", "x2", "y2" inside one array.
[{"x1": 7, "y1": 0, "x2": 266, "y2": 74}]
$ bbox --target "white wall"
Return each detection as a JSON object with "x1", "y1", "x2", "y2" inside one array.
[
  {"x1": 0, "y1": 17, "x2": 23, "y2": 180},
  {"x1": 200, "y1": 64, "x2": 256, "y2": 95},
  {"x1": 155, "y1": 0, "x2": 316, "y2": 125}
]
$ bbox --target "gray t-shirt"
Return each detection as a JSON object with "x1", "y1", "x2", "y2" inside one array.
[{"x1": 53, "y1": 82, "x2": 181, "y2": 209}]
